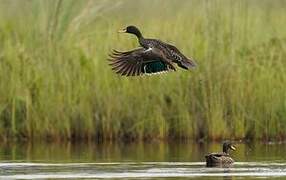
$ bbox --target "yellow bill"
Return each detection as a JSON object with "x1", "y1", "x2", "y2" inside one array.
[
  {"x1": 118, "y1": 28, "x2": 127, "y2": 33},
  {"x1": 230, "y1": 145, "x2": 236, "y2": 151}
]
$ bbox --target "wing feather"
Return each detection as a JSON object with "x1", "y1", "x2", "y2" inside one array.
[{"x1": 108, "y1": 48, "x2": 175, "y2": 76}]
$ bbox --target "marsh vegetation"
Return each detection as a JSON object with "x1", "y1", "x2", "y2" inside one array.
[{"x1": 0, "y1": 0, "x2": 285, "y2": 141}]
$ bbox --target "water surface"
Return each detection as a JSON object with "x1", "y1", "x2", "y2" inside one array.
[{"x1": 0, "y1": 142, "x2": 286, "y2": 179}]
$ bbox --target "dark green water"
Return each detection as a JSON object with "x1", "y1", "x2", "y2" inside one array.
[{"x1": 0, "y1": 141, "x2": 286, "y2": 179}]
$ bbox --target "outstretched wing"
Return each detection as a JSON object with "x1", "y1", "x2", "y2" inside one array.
[{"x1": 108, "y1": 48, "x2": 176, "y2": 76}]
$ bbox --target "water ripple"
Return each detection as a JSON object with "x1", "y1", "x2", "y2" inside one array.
[{"x1": 1, "y1": 162, "x2": 286, "y2": 179}]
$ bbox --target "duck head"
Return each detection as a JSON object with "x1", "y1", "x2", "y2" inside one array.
[
  {"x1": 118, "y1": 25, "x2": 143, "y2": 38},
  {"x1": 223, "y1": 142, "x2": 236, "y2": 154}
]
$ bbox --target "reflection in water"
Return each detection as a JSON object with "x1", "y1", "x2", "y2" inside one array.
[
  {"x1": 1, "y1": 141, "x2": 210, "y2": 162},
  {"x1": 1, "y1": 162, "x2": 286, "y2": 179},
  {"x1": 0, "y1": 142, "x2": 286, "y2": 179},
  {"x1": 1, "y1": 141, "x2": 286, "y2": 163}
]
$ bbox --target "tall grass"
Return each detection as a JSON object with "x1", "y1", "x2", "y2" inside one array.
[{"x1": 0, "y1": 0, "x2": 285, "y2": 142}]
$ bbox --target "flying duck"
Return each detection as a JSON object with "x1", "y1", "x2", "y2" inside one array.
[{"x1": 109, "y1": 25, "x2": 196, "y2": 76}]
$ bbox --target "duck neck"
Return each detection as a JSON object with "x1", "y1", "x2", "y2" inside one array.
[
  {"x1": 130, "y1": 30, "x2": 146, "y2": 47},
  {"x1": 223, "y1": 146, "x2": 229, "y2": 154},
  {"x1": 135, "y1": 31, "x2": 143, "y2": 39},
  {"x1": 129, "y1": 29, "x2": 143, "y2": 40},
  {"x1": 139, "y1": 37, "x2": 148, "y2": 48}
]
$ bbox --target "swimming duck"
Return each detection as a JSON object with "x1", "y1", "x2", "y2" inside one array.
[
  {"x1": 205, "y1": 142, "x2": 236, "y2": 167},
  {"x1": 109, "y1": 25, "x2": 196, "y2": 76}
]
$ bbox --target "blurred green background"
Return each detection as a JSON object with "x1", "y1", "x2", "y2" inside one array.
[{"x1": 0, "y1": 0, "x2": 285, "y2": 142}]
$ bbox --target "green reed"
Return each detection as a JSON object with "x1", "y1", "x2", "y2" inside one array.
[{"x1": 0, "y1": 0, "x2": 285, "y2": 142}]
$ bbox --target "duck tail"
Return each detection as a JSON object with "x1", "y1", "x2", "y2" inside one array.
[{"x1": 178, "y1": 58, "x2": 196, "y2": 70}]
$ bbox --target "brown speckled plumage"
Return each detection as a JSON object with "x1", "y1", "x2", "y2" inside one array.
[{"x1": 205, "y1": 142, "x2": 236, "y2": 167}]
